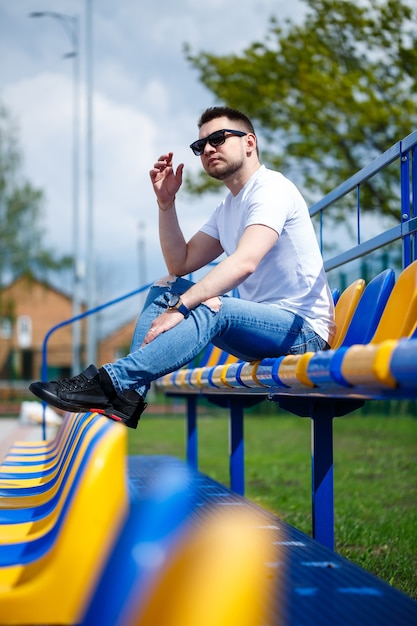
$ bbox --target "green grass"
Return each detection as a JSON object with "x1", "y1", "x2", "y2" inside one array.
[{"x1": 128, "y1": 406, "x2": 417, "y2": 599}]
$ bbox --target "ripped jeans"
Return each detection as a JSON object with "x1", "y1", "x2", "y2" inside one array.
[{"x1": 103, "y1": 275, "x2": 329, "y2": 397}]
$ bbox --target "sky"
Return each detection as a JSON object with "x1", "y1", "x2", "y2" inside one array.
[{"x1": 0, "y1": 0, "x2": 305, "y2": 334}]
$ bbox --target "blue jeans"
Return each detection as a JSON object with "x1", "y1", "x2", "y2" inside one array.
[{"x1": 104, "y1": 276, "x2": 329, "y2": 396}]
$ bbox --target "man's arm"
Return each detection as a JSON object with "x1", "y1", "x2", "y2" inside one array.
[
  {"x1": 159, "y1": 211, "x2": 223, "y2": 275},
  {"x1": 180, "y1": 224, "x2": 279, "y2": 310},
  {"x1": 142, "y1": 223, "x2": 279, "y2": 345},
  {"x1": 150, "y1": 152, "x2": 223, "y2": 275}
]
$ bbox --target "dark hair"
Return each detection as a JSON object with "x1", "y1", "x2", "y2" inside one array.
[{"x1": 197, "y1": 106, "x2": 256, "y2": 136}]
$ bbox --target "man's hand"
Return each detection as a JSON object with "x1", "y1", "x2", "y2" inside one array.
[
  {"x1": 150, "y1": 152, "x2": 184, "y2": 210},
  {"x1": 141, "y1": 309, "x2": 185, "y2": 346}
]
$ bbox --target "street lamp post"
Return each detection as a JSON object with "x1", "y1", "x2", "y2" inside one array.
[
  {"x1": 85, "y1": 0, "x2": 96, "y2": 366},
  {"x1": 138, "y1": 221, "x2": 147, "y2": 311},
  {"x1": 29, "y1": 11, "x2": 82, "y2": 375}
]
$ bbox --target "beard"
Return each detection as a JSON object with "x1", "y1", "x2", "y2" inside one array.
[{"x1": 206, "y1": 155, "x2": 245, "y2": 181}]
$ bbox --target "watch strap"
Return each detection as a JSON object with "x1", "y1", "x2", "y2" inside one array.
[{"x1": 176, "y1": 301, "x2": 190, "y2": 318}]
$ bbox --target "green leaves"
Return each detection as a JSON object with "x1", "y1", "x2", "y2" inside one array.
[{"x1": 185, "y1": 0, "x2": 416, "y2": 217}]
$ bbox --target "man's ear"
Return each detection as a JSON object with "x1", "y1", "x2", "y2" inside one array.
[{"x1": 246, "y1": 133, "x2": 257, "y2": 155}]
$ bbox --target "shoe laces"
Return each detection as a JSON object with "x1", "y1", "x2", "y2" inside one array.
[{"x1": 58, "y1": 372, "x2": 97, "y2": 392}]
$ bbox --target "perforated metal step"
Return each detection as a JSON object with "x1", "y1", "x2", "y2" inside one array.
[{"x1": 127, "y1": 455, "x2": 417, "y2": 626}]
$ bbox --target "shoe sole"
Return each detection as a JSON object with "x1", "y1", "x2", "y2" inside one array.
[
  {"x1": 29, "y1": 383, "x2": 139, "y2": 429},
  {"x1": 92, "y1": 407, "x2": 138, "y2": 430},
  {"x1": 29, "y1": 382, "x2": 109, "y2": 414}
]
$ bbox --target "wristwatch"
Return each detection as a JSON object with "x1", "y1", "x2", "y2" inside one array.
[{"x1": 165, "y1": 293, "x2": 191, "y2": 318}]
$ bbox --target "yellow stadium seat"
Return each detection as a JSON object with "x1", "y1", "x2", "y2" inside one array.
[{"x1": 341, "y1": 260, "x2": 417, "y2": 387}]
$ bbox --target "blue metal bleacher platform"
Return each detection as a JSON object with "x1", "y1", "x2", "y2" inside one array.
[{"x1": 80, "y1": 453, "x2": 417, "y2": 626}]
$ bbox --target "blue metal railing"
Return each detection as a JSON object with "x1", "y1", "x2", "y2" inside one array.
[
  {"x1": 311, "y1": 129, "x2": 417, "y2": 271},
  {"x1": 174, "y1": 130, "x2": 417, "y2": 550},
  {"x1": 40, "y1": 282, "x2": 152, "y2": 439},
  {"x1": 182, "y1": 129, "x2": 417, "y2": 505},
  {"x1": 39, "y1": 130, "x2": 417, "y2": 440}
]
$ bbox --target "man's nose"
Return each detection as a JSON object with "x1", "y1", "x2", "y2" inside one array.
[{"x1": 203, "y1": 141, "x2": 215, "y2": 155}]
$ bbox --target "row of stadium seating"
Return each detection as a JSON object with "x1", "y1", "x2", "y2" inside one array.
[
  {"x1": 0, "y1": 411, "x2": 127, "y2": 624},
  {"x1": 157, "y1": 261, "x2": 417, "y2": 396},
  {"x1": 1, "y1": 411, "x2": 416, "y2": 625}
]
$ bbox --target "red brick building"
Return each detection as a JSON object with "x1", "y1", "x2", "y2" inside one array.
[
  {"x1": 97, "y1": 318, "x2": 136, "y2": 366},
  {"x1": 0, "y1": 275, "x2": 136, "y2": 382},
  {"x1": 0, "y1": 275, "x2": 80, "y2": 380}
]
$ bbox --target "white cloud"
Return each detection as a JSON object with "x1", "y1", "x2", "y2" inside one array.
[
  {"x1": 0, "y1": 0, "x2": 305, "y2": 321},
  {"x1": 4, "y1": 73, "x2": 76, "y2": 249}
]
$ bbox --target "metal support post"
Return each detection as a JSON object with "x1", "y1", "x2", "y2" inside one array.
[
  {"x1": 229, "y1": 397, "x2": 245, "y2": 495},
  {"x1": 186, "y1": 395, "x2": 198, "y2": 470},
  {"x1": 311, "y1": 411, "x2": 334, "y2": 550}
]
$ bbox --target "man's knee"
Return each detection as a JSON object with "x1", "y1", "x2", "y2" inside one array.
[{"x1": 152, "y1": 274, "x2": 177, "y2": 287}]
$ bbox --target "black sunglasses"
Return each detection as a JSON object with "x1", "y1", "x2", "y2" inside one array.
[{"x1": 190, "y1": 128, "x2": 247, "y2": 156}]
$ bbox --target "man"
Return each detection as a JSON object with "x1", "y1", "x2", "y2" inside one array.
[{"x1": 30, "y1": 106, "x2": 335, "y2": 429}]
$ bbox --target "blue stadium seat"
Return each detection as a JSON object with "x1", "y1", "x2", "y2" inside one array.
[{"x1": 307, "y1": 269, "x2": 395, "y2": 386}]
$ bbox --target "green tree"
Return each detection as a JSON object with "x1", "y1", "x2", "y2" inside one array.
[
  {"x1": 0, "y1": 101, "x2": 71, "y2": 288},
  {"x1": 185, "y1": 0, "x2": 417, "y2": 219}
]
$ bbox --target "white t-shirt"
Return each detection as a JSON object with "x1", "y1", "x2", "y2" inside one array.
[{"x1": 199, "y1": 165, "x2": 336, "y2": 344}]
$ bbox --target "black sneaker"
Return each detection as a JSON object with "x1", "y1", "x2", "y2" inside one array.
[
  {"x1": 95, "y1": 391, "x2": 147, "y2": 430},
  {"x1": 29, "y1": 364, "x2": 147, "y2": 430},
  {"x1": 29, "y1": 364, "x2": 110, "y2": 413}
]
